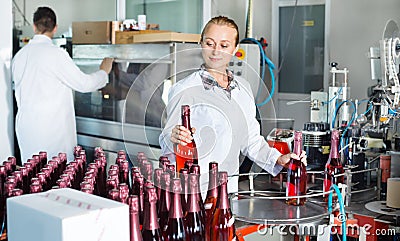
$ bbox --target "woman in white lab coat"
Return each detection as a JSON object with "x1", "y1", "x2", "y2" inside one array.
[
  {"x1": 159, "y1": 16, "x2": 306, "y2": 193},
  {"x1": 12, "y1": 6, "x2": 113, "y2": 163}
]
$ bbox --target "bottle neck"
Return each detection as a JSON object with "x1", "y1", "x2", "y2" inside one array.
[
  {"x1": 160, "y1": 185, "x2": 171, "y2": 211},
  {"x1": 217, "y1": 182, "x2": 230, "y2": 209},
  {"x1": 330, "y1": 137, "x2": 339, "y2": 159},
  {"x1": 187, "y1": 191, "x2": 201, "y2": 212},
  {"x1": 206, "y1": 169, "x2": 218, "y2": 198},
  {"x1": 144, "y1": 201, "x2": 160, "y2": 230},
  {"x1": 170, "y1": 192, "x2": 184, "y2": 218},
  {"x1": 182, "y1": 114, "x2": 192, "y2": 130},
  {"x1": 293, "y1": 139, "x2": 302, "y2": 155},
  {"x1": 130, "y1": 210, "x2": 142, "y2": 237}
]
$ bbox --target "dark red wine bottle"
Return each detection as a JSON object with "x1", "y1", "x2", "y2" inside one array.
[
  {"x1": 143, "y1": 162, "x2": 153, "y2": 182},
  {"x1": 165, "y1": 178, "x2": 187, "y2": 241},
  {"x1": 184, "y1": 160, "x2": 193, "y2": 172},
  {"x1": 128, "y1": 195, "x2": 143, "y2": 241},
  {"x1": 166, "y1": 164, "x2": 176, "y2": 178},
  {"x1": 119, "y1": 183, "x2": 130, "y2": 204},
  {"x1": 188, "y1": 164, "x2": 204, "y2": 219},
  {"x1": 132, "y1": 175, "x2": 144, "y2": 224},
  {"x1": 286, "y1": 130, "x2": 307, "y2": 206},
  {"x1": 323, "y1": 129, "x2": 344, "y2": 202},
  {"x1": 119, "y1": 160, "x2": 130, "y2": 188},
  {"x1": 185, "y1": 173, "x2": 205, "y2": 240},
  {"x1": 39, "y1": 151, "x2": 47, "y2": 171},
  {"x1": 158, "y1": 172, "x2": 171, "y2": 231},
  {"x1": 174, "y1": 105, "x2": 198, "y2": 173},
  {"x1": 153, "y1": 168, "x2": 163, "y2": 205},
  {"x1": 159, "y1": 156, "x2": 170, "y2": 170},
  {"x1": 142, "y1": 187, "x2": 163, "y2": 241},
  {"x1": 179, "y1": 168, "x2": 189, "y2": 215},
  {"x1": 204, "y1": 162, "x2": 218, "y2": 241},
  {"x1": 210, "y1": 171, "x2": 237, "y2": 241}
]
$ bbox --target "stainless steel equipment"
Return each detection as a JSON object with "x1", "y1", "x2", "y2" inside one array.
[
  {"x1": 302, "y1": 122, "x2": 330, "y2": 170},
  {"x1": 73, "y1": 43, "x2": 203, "y2": 165}
]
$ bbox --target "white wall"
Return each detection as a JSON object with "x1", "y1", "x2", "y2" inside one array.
[
  {"x1": 328, "y1": 0, "x2": 400, "y2": 101},
  {"x1": 210, "y1": 0, "x2": 273, "y2": 53},
  {"x1": 0, "y1": 0, "x2": 14, "y2": 160},
  {"x1": 13, "y1": 0, "x2": 116, "y2": 37},
  {"x1": 210, "y1": 0, "x2": 277, "y2": 121}
]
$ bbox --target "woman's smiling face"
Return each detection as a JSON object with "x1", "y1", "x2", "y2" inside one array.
[{"x1": 201, "y1": 23, "x2": 238, "y2": 73}]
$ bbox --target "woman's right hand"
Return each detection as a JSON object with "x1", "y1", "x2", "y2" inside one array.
[{"x1": 170, "y1": 125, "x2": 196, "y2": 146}]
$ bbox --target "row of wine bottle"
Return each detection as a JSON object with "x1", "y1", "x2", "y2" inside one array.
[
  {"x1": 0, "y1": 146, "x2": 236, "y2": 241},
  {"x1": 285, "y1": 129, "x2": 345, "y2": 205},
  {"x1": 107, "y1": 150, "x2": 236, "y2": 241}
]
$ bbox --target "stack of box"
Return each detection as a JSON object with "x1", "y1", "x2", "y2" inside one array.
[
  {"x1": 7, "y1": 188, "x2": 129, "y2": 241},
  {"x1": 72, "y1": 21, "x2": 201, "y2": 45}
]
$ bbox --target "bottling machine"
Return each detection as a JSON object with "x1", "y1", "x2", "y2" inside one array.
[{"x1": 234, "y1": 20, "x2": 400, "y2": 241}]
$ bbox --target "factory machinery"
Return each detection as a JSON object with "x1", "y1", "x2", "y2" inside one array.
[
  {"x1": 232, "y1": 20, "x2": 400, "y2": 241},
  {"x1": 70, "y1": 20, "x2": 400, "y2": 240}
]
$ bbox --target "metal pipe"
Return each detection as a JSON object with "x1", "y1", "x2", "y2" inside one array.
[{"x1": 249, "y1": 172, "x2": 254, "y2": 197}]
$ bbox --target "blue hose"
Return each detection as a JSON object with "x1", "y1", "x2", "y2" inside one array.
[
  {"x1": 240, "y1": 38, "x2": 276, "y2": 107},
  {"x1": 328, "y1": 184, "x2": 347, "y2": 241}
]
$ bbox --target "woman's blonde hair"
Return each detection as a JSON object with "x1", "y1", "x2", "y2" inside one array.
[{"x1": 201, "y1": 16, "x2": 239, "y2": 46}]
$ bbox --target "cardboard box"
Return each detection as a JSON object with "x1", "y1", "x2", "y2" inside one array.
[
  {"x1": 133, "y1": 32, "x2": 201, "y2": 43},
  {"x1": 111, "y1": 21, "x2": 122, "y2": 44},
  {"x1": 72, "y1": 21, "x2": 112, "y2": 44},
  {"x1": 114, "y1": 31, "x2": 200, "y2": 44},
  {"x1": 114, "y1": 30, "x2": 168, "y2": 44},
  {"x1": 7, "y1": 188, "x2": 129, "y2": 241}
]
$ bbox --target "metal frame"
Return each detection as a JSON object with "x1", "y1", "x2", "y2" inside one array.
[
  {"x1": 73, "y1": 42, "x2": 203, "y2": 165},
  {"x1": 271, "y1": 0, "x2": 330, "y2": 128}
]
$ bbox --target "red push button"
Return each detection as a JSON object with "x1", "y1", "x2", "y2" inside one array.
[{"x1": 235, "y1": 49, "x2": 245, "y2": 60}]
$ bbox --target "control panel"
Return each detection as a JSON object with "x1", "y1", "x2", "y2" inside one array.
[{"x1": 229, "y1": 43, "x2": 261, "y2": 97}]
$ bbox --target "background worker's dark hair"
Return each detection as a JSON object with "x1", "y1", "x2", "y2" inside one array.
[{"x1": 33, "y1": 7, "x2": 57, "y2": 34}]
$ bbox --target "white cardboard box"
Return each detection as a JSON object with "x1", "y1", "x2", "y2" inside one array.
[{"x1": 7, "y1": 188, "x2": 129, "y2": 241}]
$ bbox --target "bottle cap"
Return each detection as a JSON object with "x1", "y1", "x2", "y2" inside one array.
[
  {"x1": 181, "y1": 105, "x2": 190, "y2": 115},
  {"x1": 128, "y1": 195, "x2": 140, "y2": 212},
  {"x1": 219, "y1": 171, "x2": 228, "y2": 184},
  {"x1": 171, "y1": 178, "x2": 182, "y2": 193}
]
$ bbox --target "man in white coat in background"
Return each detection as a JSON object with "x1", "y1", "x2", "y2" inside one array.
[{"x1": 12, "y1": 6, "x2": 114, "y2": 163}]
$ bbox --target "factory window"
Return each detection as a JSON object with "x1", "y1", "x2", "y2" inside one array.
[
  {"x1": 126, "y1": 0, "x2": 203, "y2": 34},
  {"x1": 278, "y1": 4, "x2": 325, "y2": 93}
]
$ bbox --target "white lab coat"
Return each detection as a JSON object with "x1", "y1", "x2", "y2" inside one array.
[
  {"x1": 12, "y1": 35, "x2": 108, "y2": 163},
  {"x1": 159, "y1": 70, "x2": 283, "y2": 194}
]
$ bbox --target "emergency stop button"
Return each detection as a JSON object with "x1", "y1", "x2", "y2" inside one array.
[{"x1": 235, "y1": 49, "x2": 245, "y2": 60}]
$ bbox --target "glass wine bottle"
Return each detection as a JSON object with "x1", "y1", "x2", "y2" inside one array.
[
  {"x1": 132, "y1": 175, "x2": 144, "y2": 224},
  {"x1": 204, "y1": 162, "x2": 218, "y2": 219},
  {"x1": 165, "y1": 178, "x2": 187, "y2": 241},
  {"x1": 158, "y1": 172, "x2": 171, "y2": 232},
  {"x1": 210, "y1": 171, "x2": 237, "y2": 241},
  {"x1": 142, "y1": 186, "x2": 163, "y2": 241},
  {"x1": 179, "y1": 168, "x2": 189, "y2": 215},
  {"x1": 185, "y1": 173, "x2": 205, "y2": 241},
  {"x1": 153, "y1": 168, "x2": 163, "y2": 205},
  {"x1": 159, "y1": 156, "x2": 169, "y2": 169},
  {"x1": 128, "y1": 195, "x2": 143, "y2": 241},
  {"x1": 174, "y1": 105, "x2": 198, "y2": 173},
  {"x1": 323, "y1": 129, "x2": 344, "y2": 202},
  {"x1": 204, "y1": 162, "x2": 218, "y2": 241},
  {"x1": 286, "y1": 130, "x2": 307, "y2": 206}
]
